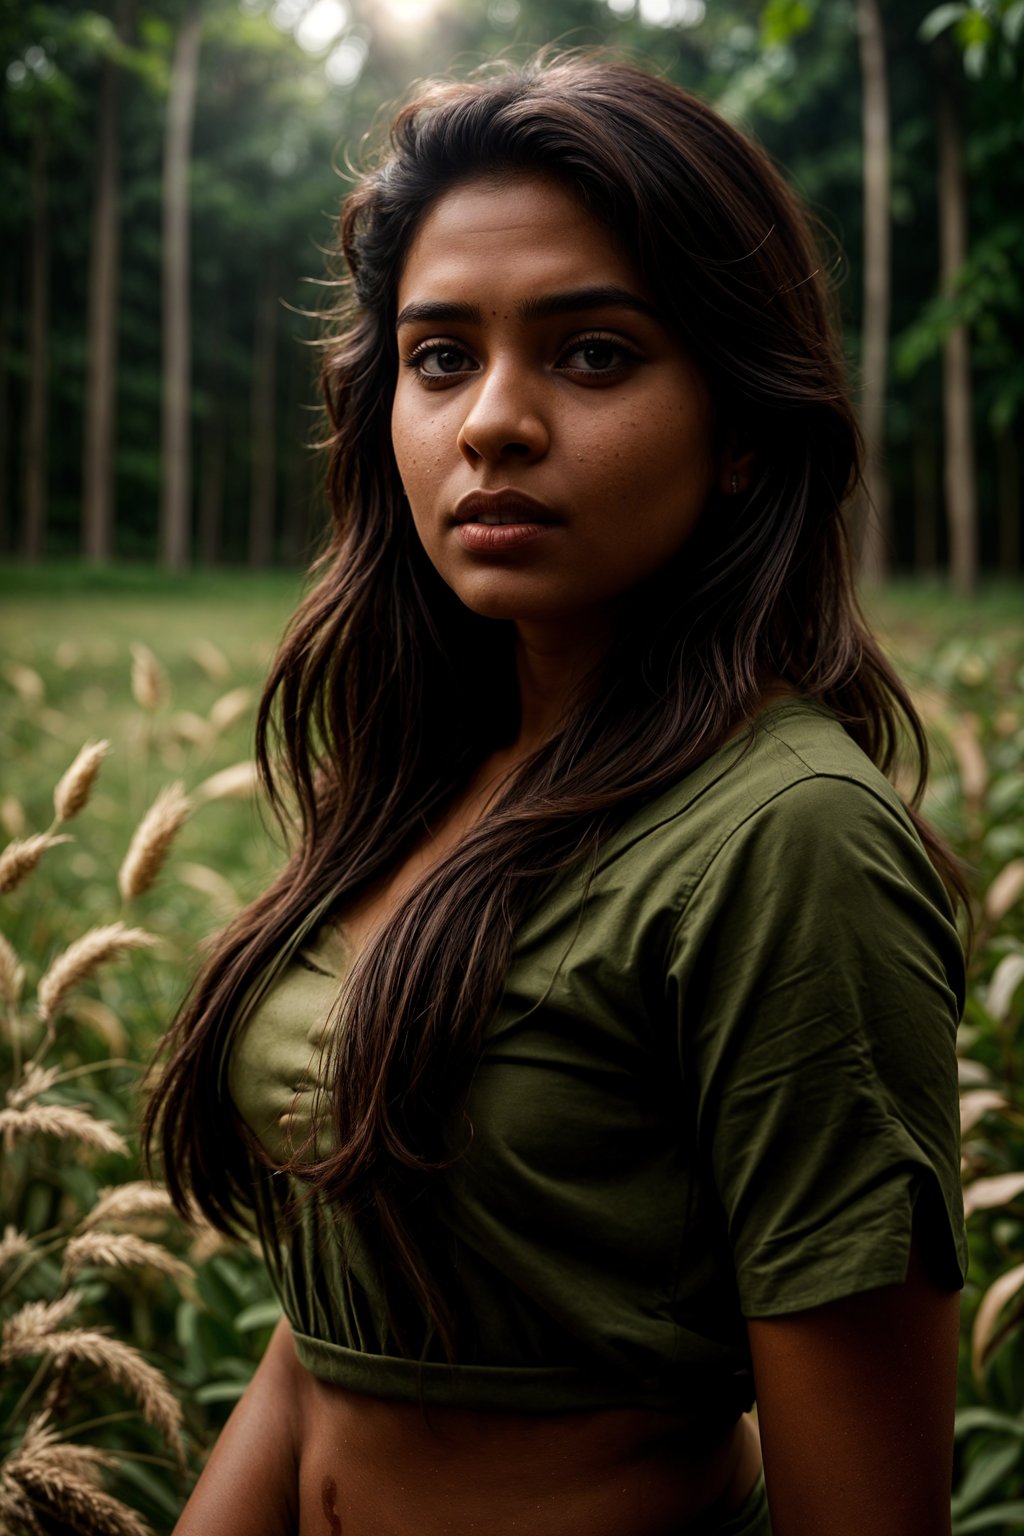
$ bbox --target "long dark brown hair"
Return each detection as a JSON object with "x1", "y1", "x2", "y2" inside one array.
[{"x1": 145, "y1": 51, "x2": 964, "y2": 1351}]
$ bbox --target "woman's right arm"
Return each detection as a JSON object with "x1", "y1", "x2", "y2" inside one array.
[{"x1": 173, "y1": 1315, "x2": 300, "y2": 1536}]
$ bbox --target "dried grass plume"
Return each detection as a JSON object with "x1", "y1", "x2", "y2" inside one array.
[
  {"x1": 118, "y1": 784, "x2": 191, "y2": 900},
  {"x1": 62, "y1": 1231, "x2": 191, "y2": 1285},
  {"x1": 0, "y1": 931, "x2": 25, "y2": 1010},
  {"x1": 129, "y1": 642, "x2": 169, "y2": 711},
  {"x1": 193, "y1": 761, "x2": 259, "y2": 803},
  {"x1": 53, "y1": 740, "x2": 111, "y2": 824},
  {"x1": 37, "y1": 922, "x2": 158, "y2": 1026},
  {"x1": 81, "y1": 1181, "x2": 175, "y2": 1231},
  {"x1": 0, "y1": 834, "x2": 72, "y2": 895},
  {"x1": 0, "y1": 1102, "x2": 129, "y2": 1157}
]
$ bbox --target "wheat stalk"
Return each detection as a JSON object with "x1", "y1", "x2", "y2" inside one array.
[
  {"x1": 193, "y1": 760, "x2": 260, "y2": 803},
  {"x1": 37, "y1": 922, "x2": 158, "y2": 1027},
  {"x1": 62, "y1": 1231, "x2": 191, "y2": 1285},
  {"x1": 6, "y1": 1063, "x2": 62, "y2": 1108},
  {"x1": 3, "y1": 1294, "x2": 82, "y2": 1347},
  {"x1": 1, "y1": 1321, "x2": 185, "y2": 1463},
  {"x1": 80, "y1": 1182, "x2": 175, "y2": 1232},
  {"x1": 4, "y1": 663, "x2": 45, "y2": 705},
  {"x1": 0, "y1": 1473, "x2": 46, "y2": 1536},
  {"x1": 188, "y1": 636, "x2": 231, "y2": 679},
  {"x1": 0, "y1": 931, "x2": 25, "y2": 1010},
  {"x1": 208, "y1": 686, "x2": 253, "y2": 733},
  {"x1": 11, "y1": 1412, "x2": 116, "y2": 1478},
  {"x1": 0, "y1": 1225, "x2": 33, "y2": 1270},
  {"x1": 0, "y1": 793, "x2": 27, "y2": 839},
  {"x1": 118, "y1": 784, "x2": 191, "y2": 900},
  {"x1": 129, "y1": 643, "x2": 168, "y2": 712},
  {"x1": 3, "y1": 1453, "x2": 153, "y2": 1536},
  {"x1": 0, "y1": 1104, "x2": 128, "y2": 1157},
  {"x1": 0, "y1": 834, "x2": 73, "y2": 895},
  {"x1": 52, "y1": 741, "x2": 111, "y2": 824}
]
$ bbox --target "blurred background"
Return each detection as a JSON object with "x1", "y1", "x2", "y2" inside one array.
[
  {"x1": 0, "y1": 0, "x2": 1021, "y2": 583},
  {"x1": 1, "y1": 5, "x2": 1023, "y2": 1535}
]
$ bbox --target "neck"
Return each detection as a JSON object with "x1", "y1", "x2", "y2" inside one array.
[{"x1": 511, "y1": 613, "x2": 614, "y2": 756}]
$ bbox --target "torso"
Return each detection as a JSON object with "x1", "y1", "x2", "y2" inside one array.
[
  {"x1": 293, "y1": 1369, "x2": 762, "y2": 1536},
  {"x1": 281, "y1": 740, "x2": 764, "y2": 1536}
]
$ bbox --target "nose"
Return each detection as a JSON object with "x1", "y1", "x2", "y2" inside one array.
[{"x1": 456, "y1": 366, "x2": 550, "y2": 467}]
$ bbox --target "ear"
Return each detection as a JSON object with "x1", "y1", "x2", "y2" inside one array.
[{"x1": 717, "y1": 446, "x2": 756, "y2": 497}]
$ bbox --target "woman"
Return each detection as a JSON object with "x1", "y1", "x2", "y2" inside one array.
[{"x1": 148, "y1": 53, "x2": 967, "y2": 1536}]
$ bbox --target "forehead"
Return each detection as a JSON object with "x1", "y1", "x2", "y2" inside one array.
[{"x1": 396, "y1": 174, "x2": 645, "y2": 309}]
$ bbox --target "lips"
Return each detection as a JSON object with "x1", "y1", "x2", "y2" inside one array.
[{"x1": 452, "y1": 490, "x2": 561, "y2": 527}]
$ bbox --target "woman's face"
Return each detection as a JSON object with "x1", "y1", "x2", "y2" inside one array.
[{"x1": 391, "y1": 174, "x2": 729, "y2": 636}]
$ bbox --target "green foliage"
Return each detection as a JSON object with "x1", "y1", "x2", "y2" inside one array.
[
  {"x1": 0, "y1": 570, "x2": 296, "y2": 1532},
  {"x1": 920, "y1": 0, "x2": 1024, "y2": 79}
]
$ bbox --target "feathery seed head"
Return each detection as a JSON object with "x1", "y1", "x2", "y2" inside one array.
[
  {"x1": 0, "y1": 1104, "x2": 129, "y2": 1157},
  {"x1": 37, "y1": 922, "x2": 158, "y2": 1025},
  {"x1": 7, "y1": 1063, "x2": 62, "y2": 1108},
  {"x1": 81, "y1": 1182, "x2": 175, "y2": 1231},
  {"x1": 118, "y1": 784, "x2": 191, "y2": 900},
  {"x1": 193, "y1": 761, "x2": 260, "y2": 803},
  {"x1": 0, "y1": 931, "x2": 25, "y2": 1010},
  {"x1": 0, "y1": 794, "x2": 26, "y2": 838},
  {"x1": 208, "y1": 687, "x2": 253, "y2": 734},
  {"x1": 62, "y1": 1231, "x2": 191, "y2": 1284},
  {"x1": 4, "y1": 663, "x2": 45, "y2": 706},
  {"x1": 0, "y1": 834, "x2": 73, "y2": 895},
  {"x1": 52, "y1": 740, "x2": 111, "y2": 824},
  {"x1": 129, "y1": 642, "x2": 169, "y2": 711},
  {"x1": 0, "y1": 1225, "x2": 33, "y2": 1269}
]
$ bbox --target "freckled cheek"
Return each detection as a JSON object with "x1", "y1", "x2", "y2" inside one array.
[{"x1": 393, "y1": 401, "x2": 461, "y2": 494}]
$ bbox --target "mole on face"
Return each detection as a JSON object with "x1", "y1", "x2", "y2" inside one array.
[{"x1": 321, "y1": 1475, "x2": 342, "y2": 1535}]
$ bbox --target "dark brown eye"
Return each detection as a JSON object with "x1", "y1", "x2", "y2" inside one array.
[
  {"x1": 415, "y1": 345, "x2": 474, "y2": 377},
  {"x1": 561, "y1": 337, "x2": 635, "y2": 374}
]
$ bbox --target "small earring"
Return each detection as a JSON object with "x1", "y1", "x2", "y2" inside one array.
[{"x1": 730, "y1": 472, "x2": 738, "y2": 496}]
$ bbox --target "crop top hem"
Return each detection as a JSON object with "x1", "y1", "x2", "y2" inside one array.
[{"x1": 289, "y1": 1330, "x2": 730, "y2": 1415}]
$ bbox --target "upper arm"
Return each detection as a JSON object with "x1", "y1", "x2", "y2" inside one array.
[
  {"x1": 747, "y1": 1241, "x2": 960, "y2": 1536},
  {"x1": 669, "y1": 773, "x2": 967, "y2": 1315}
]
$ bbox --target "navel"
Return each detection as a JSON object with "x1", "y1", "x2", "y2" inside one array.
[{"x1": 321, "y1": 1475, "x2": 343, "y2": 1535}]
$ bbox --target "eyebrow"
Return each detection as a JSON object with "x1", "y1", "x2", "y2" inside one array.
[{"x1": 394, "y1": 284, "x2": 659, "y2": 330}]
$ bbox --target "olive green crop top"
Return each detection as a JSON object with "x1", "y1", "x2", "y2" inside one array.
[{"x1": 228, "y1": 699, "x2": 967, "y2": 1415}]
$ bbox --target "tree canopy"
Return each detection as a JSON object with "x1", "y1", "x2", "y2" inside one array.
[{"x1": 1, "y1": 0, "x2": 1021, "y2": 581}]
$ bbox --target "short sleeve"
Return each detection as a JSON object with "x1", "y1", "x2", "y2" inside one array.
[{"x1": 667, "y1": 773, "x2": 967, "y2": 1318}]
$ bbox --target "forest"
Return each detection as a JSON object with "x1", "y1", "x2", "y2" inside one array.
[{"x1": 1, "y1": 0, "x2": 1022, "y2": 587}]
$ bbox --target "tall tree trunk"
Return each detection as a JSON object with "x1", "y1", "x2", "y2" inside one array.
[
  {"x1": 198, "y1": 301, "x2": 226, "y2": 566},
  {"x1": 856, "y1": 0, "x2": 891, "y2": 583},
  {"x1": 0, "y1": 268, "x2": 13, "y2": 553},
  {"x1": 22, "y1": 125, "x2": 49, "y2": 562},
  {"x1": 935, "y1": 43, "x2": 978, "y2": 596},
  {"x1": 82, "y1": 1, "x2": 133, "y2": 564},
  {"x1": 280, "y1": 355, "x2": 307, "y2": 566},
  {"x1": 996, "y1": 426, "x2": 1020, "y2": 577},
  {"x1": 248, "y1": 259, "x2": 278, "y2": 568},
  {"x1": 159, "y1": 3, "x2": 202, "y2": 571},
  {"x1": 912, "y1": 384, "x2": 939, "y2": 575}
]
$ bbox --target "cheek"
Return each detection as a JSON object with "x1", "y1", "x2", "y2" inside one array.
[{"x1": 391, "y1": 394, "x2": 454, "y2": 501}]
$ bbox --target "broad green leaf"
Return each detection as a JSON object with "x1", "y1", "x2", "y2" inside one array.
[
  {"x1": 954, "y1": 1502, "x2": 1024, "y2": 1534},
  {"x1": 234, "y1": 1297, "x2": 283, "y2": 1331},
  {"x1": 956, "y1": 1407, "x2": 1024, "y2": 1439},
  {"x1": 919, "y1": 3, "x2": 968, "y2": 42},
  {"x1": 194, "y1": 1380, "x2": 249, "y2": 1404},
  {"x1": 952, "y1": 1439, "x2": 1024, "y2": 1515}
]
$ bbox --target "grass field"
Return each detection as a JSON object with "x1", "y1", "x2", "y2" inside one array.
[{"x1": 1, "y1": 565, "x2": 1023, "y2": 1533}]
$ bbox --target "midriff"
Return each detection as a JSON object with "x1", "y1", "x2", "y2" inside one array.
[{"x1": 294, "y1": 1370, "x2": 762, "y2": 1536}]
